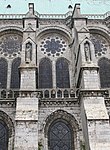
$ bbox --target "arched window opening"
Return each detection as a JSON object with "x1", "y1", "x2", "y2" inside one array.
[
  {"x1": 7, "y1": 90, "x2": 13, "y2": 98},
  {"x1": 48, "y1": 119, "x2": 73, "y2": 150},
  {"x1": 0, "y1": 58, "x2": 7, "y2": 89},
  {"x1": 1, "y1": 90, "x2": 6, "y2": 99},
  {"x1": 10, "y1": 57, "x2": 21, "y2": 89},
  {"x1": 39, "y1": 58, "x2": 52, "y2": 88},
  {"x1": 56, "y1": 58, "x2": 70, "y2": 88},
  {"x1": 51, "y1": 90, "x2": 56, "y2": 98},
  {"x1": 64, "y1": 90, "x2": 69, "y2": 98},
  {"x1": 0, "y1": 120, "x2": 8, "y2": 150},
  {"x1": 98, "y1": 57, "x2": 110, "y2": 88},
  {"x1": 44, "y1": 90, "x2": 49, "y2": 98},
  {"x1": 57, "y1": 90, "x2": 62, "y2": 98},
  {"x1": 70, "y1": 90, "x2": 75, "y2": 98}
]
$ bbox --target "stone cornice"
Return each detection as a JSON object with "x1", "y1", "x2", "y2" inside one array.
[
  {"x1": 0, "y1": 99, "x2": 15, "y2": 107},
  {"x1": 39, "y1": 98, "x2": 79, "y2": 107},
  {"x1": 79, "y1": 89, "x2": 108, "y2": 97}
]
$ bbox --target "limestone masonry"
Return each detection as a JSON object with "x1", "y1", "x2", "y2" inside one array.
[{"x1": 0, "y1": 3, "x2": 110, "y2": 150}]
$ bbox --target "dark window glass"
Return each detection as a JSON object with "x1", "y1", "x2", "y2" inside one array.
[
  {"x1": 57, "y1": 90, "x2": 62, "y2": 98},
  {"x1": 43, "y1": 39, "x2": 62, "y2": 54},
  {"x1": 0, "y1": 58, "x2": 7, "y2": 89},
  {"x1": 44, "y1": 90, "x2": 49, "y2": 98},
  {"x1": 39, "y1": 58, "x2": 52, "y2": 88},
  {"x1": 64, "y1": 90, "x2": 69, "y2": 98},
  {"x1": 1, "y1": 90, "x2": 6, "y2": 98},
  {"x1": 51, "y1": 90, "x2": 56, "y2": 98},
  {"x1": 56, "y1": 58, "x2": 70, "y2": 88},
  {"x1": 36, "y1": 68, "x2": 38, "y2": 88},
  {"x1": 48, "y1": 120, "x2": 73, "y2": 150},
  {"x1": 0, "y1": 34, "x2": 22, "y2": 55},
  {"x1": 10, "y1": 57, "x2": 21, "y2": 88},
  {"x1": 0, "y1": 120, "x2": 8, "y2": 150},
  {"x1": 98, "y1": 57, "x2": 110, "y2": 88},
  {"x1": 90, "y1": 33, "x2": 109, "y2": 57}
]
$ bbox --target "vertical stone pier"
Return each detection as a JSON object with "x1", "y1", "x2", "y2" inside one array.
[
  {"x1": 14, "y1": 95, "x2": 38, "y2": 150},
  {"x1": 72, "y1": 4, "x2": 110, "y2": 149},
  {"x1": 14, "y1": 3, "x2": 38, "y2": 150}
]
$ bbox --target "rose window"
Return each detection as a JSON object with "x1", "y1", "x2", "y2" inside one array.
[
  {"x1": 0, "y1": 34, "x2": 22, "y2": 58},
  {"x1": 90, "y1": 34, "x2": 109, "y2": 57},
  {"x1": 40, "y1": 36, "x2": 67, "y2": 57}
]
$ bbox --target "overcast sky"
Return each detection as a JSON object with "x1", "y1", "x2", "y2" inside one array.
[{"x1": 0, "y1": 0, "x2": 110, "y2": 14}]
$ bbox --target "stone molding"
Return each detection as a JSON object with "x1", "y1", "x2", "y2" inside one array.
[
  {"x1": 44, "y1": 109, "x2": 79, "y2": 137},
  {"x1": 39, "y1": 98, "x2": 79, "y2": 107},
  {"x1": 0, "y1": 110, "x2": 14, "y2": 137},
  {"x1": 37, "y1": 25, "x2": 72, "y2": 41},
  {"x1": 79, "y1": 89, "x2": 108, "y2": 97}
]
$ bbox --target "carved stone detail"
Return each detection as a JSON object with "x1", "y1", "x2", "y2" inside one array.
[
  {"x1": 39, "y1": 98, "x2": 79, "y2": 107},
  {"x1": 44, "y1": 109, "x2": 79, "y2": 137},
  {"x1": 79, "y1": 89, "x2": 108, "y2": 97}
]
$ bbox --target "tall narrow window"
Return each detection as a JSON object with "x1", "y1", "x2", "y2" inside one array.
[
  {"x1": 56, "y1": 58, "x2": 70, "y2": 88},
  {"x1": 48, "y1": 120, "x2": 73, "y2": 150},
  {"x1": 39, "y1": 58, "x2": 52, "y2": 88},
  {"x1": 98, "y1": 57, "x2": 110, "y2": 88},
  {"x1": 10, "y1": 57, "x2": 21, "y2": 88},
  {"x1": 0, "y1": 120, "x2": 8, "y2": 150},
  {"x1": 0, "y1": 58, "x2": 7, "y2": 89}
]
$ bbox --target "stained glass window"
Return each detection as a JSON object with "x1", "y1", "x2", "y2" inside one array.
[
  {"x1": 10, "y1": 57, "x2": 21, "y2": 88},
  {"x1": 40, "y1": 35, "x2": 67, "y2": 57},
  {"x1": 0, "y1": 58, "x2": 7, "y2": 89},
  {"x1": 0, "y1": 33, "x2": 22, "y2": 58},
  {"x1": 48, "y1": 120, "x2": 73, "y2": 150},
  {"x1": 0, "y1": 120, "x2": 8, "y2": 150},
  {"x1": 39, "y1": 58, "x2": 52, "y2": 88},
  {"x1": 56, "y1": 58, "x2": 70, "y2": 88},
  {"x1": 90, "y1": 33, "x2": 109, "y2": 57},
  {"x1": 98, "y1": 57, "x2": 110, "y2": 88}
]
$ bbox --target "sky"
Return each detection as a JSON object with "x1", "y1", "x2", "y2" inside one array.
[{"x1": 0, "y1": 0, "x2": 110, "y2": 14}]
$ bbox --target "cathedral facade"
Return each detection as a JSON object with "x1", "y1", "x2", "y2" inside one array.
[{"x1": 0, "y1": 3, "x2": 110, "y2": 150}]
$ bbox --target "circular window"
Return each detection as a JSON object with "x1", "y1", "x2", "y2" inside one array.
[
  {"x1": 40, "y1": 35, "x2": 67, "y2": 57},
  {"x1": 90, "y1": 33, "x2": 109, "y2": 57},
  {"x1": 0, "y1": 34, "x2": 22, "y2": 58}
]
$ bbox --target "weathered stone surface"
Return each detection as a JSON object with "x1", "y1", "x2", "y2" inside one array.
[
  {"x1": 16, "y1": 97, "x2": 38, "y2": 120},
  {"x1": 84, "y1": 97, "x2": 109, "y2": 119},
  {"x1": 14, "y1": 122, "x2": 38, "y2": 150},
  {"x1": 0, "y1": 2, "x2": 110, "y2": 150}
]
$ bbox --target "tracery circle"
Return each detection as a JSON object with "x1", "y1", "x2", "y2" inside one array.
[
  {"x1": 90, "y1": 34, "x2": 109, "y2": 57},
  {"x1": 0, "y1": 34, "x2": 22, "y2": 58},
  {"x1": 40, "y1": 36, "x2": 67, "y2": 57}
]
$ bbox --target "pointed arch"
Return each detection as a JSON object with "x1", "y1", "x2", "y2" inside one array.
[
  {"x1": 10, "y1": 57, "x2": 21, "y2": 89},
  {"x1": 56, "y1": 57, "x2": 70, "y2": 88},
  {"x1": 39, "y1": 58, "x2": 52, "y2": 88},
  {"x1": 48, "y1": 119, "x2": 73, "y2": 150},
  {"x1": 0, "y1": 111, "x2": 14, "y2": 150},
  {"x1": 98, "y1": 57, "x2": 110, "y2": 88},
  {"x1": 44, "y1": 110, "x2": 79, "y2": 150},
  {"x1": 0, "y1": 120, "x2": 9, "y2": 150},
  {"x1": 0, "y1": 58, "x2": 8, "y2": 89}
]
